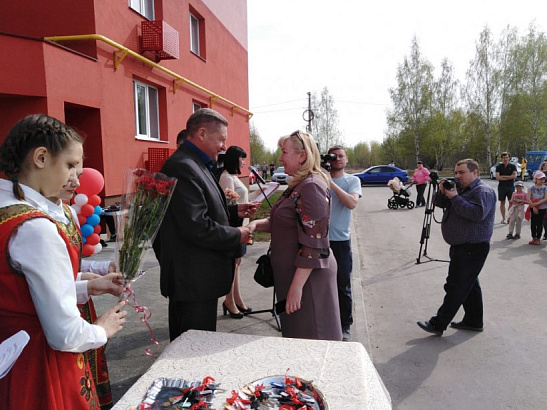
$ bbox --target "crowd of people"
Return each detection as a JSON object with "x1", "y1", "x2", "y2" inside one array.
[{"x1": 2, "y1": 108, "x2": 545, "y2": 406}]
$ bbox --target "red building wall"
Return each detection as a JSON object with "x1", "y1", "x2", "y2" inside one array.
[{"x1": 0, "y1": 0, "x2": 250, "y2": 199}]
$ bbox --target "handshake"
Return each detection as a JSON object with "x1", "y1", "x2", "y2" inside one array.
[{"x1": 237, "y1": 203, "x2": 259, "y2": 244}]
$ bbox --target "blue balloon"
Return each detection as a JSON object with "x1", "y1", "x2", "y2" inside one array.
[
  {"x1": 94, "y1": 205, "x2": 102, "y2": 215},
  {"x1": 81, "y1": 224, "x2": 94, "y2": 237},
  {"x1": 82, "y1": 236, "x2": 87, "y2": 244},
  {"x1": 86, "y1": 214, "x2": 100, "y2": 227}
]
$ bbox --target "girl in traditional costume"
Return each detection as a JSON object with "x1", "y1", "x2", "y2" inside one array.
[
  {"x1": 48, "y1": 176, "x2": 125, "y2": 409},
  {"x1": 0, "y1": 114, "x2": 127, "y2": 409}
]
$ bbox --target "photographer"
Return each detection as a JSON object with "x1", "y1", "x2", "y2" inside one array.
[{"x1": 417, "y1": 159, "x2": 496, "y2": 336}]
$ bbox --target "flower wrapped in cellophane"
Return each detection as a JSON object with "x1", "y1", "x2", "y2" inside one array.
[
  {"x1": 224, "y1": 188, "x2": 240, "y2": 206},
  {"x1": 115, "y1": 168, "x2": 177, "y2": 286}
]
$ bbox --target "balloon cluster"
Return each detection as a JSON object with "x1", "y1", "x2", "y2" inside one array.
[{"x1": 71, "y1": 168, "x2": 105, "y2": 257}]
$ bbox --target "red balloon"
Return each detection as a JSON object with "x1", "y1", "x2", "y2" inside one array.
[
  {"x1": 88, "y1": 194, "x2": 102, "y2": 207},
  {"x1": 77, "y1": 168, "x2": 104, "y2": 196},
  {"x1": 81, "y1": 204, "x2": 95, "y2": 217},
  {"x1": 93, "y1": 224, "x2": 102, "y2": 234},
  {"x1": 86, "y1": 233, "x2": 100, "y2": 246},
  {"x1": 77, "y1": 214, "x2": 87, "y2": 226},
  {"x1": 82, "y1": 244, "x2": 94, "y2": 257}
]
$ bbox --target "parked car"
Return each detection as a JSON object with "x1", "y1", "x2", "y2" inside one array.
[
  {"x1": 489, "y1": 161, "x2": 525, "y2": 180},
  {"x1": 353, "y1": 165, "x2": 409, "y2": 185},
  {"x1": 249, "y1": 172, "x2": 256, "y2": 185},
  {"x1": 271, "y1": 166, "x2": 289, "y2": 184}
]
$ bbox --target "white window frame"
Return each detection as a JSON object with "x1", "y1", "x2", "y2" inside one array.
[
  {"x1": 190, "y1": 13, "x2": 200, "y2": 55},
  {"x1": 193, "y1": 102, "x2": 204, "y2": 112},
  {"x1": 129, "y1": 0, "x2": 154, "y2": 20},
  {"x1": 133, "y1": 80, "x2": 160, "y2": 140}
]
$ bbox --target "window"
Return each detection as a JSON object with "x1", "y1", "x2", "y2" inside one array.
[
  {"x1": 133, "y1": 80, "x2": 159, "y2": 140},
  {"x1": 190, "y1": 13, "x2": 200, "y2": 55},
  {"x1": 130, "y1": 0, "x2": 154, "y2": 20},
  {"x1": 193, "y1": 102, "x2": 204, "y2": 112}
]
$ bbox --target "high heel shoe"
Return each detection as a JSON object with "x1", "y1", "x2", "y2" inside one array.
[
  {"x1": 222, "y1": 302, "x2": 244, "y2": 319},
  {"x1": 236, "y1": 304, "x2": 252, "y2": 315}
]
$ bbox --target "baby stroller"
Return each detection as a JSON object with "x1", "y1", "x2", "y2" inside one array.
[{"x1": 387, "y1": 178, "x2": 415, "y2": 210}]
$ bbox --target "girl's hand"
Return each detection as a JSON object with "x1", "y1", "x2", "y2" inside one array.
[{"x1": 95, "y1": 300, "x2": 127, "y2": 338}]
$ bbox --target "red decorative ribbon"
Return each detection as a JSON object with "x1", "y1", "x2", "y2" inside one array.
[
  {"x1": 226, "y1": 390, "x2": 252, "y2": 408},
  {"x1": 122, "y1": 288, "x2": 160, "y2": 356}
]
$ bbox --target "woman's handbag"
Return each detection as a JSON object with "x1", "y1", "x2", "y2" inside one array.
[{"x1": 254, "y1": 246, "x2": 274, "y2": 288}]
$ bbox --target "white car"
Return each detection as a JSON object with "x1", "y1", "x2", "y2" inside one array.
[
  {"x1": 489, "y1": 161, "x2": 527, "y2": 180},
  {"x1": 271, "y1": 166, "x2": 289, "y2": 184}
]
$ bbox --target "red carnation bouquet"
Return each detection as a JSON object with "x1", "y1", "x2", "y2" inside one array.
[{"x1": 116, "y1": 168, "x2": 177, "y2": 285}]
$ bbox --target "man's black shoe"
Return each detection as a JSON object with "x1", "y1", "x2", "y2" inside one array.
[
  {"x1": 417, "y1": 320, "x2": 443, "y2": 336},
  {"x1": 450, "y1": 321, "x2": 483, "y2": 332}
]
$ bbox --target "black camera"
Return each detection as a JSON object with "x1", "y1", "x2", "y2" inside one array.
[
  {"x1": 442, "y1": 178, "x2": 459, "y2": 190},
  {"x1": 320, "y1": 153, "x2": 337, "y2": 171}
]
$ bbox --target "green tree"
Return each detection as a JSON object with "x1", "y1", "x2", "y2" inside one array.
[
  {"x1": 387, "y1": 36, "x2": 434, "y2": 164},
  {"x1": 249, "y1": 122, "x2": 270, "y2": 164},
  {"x1": 520, "y1": 23, "x2": 547, "y2": 149},
  {"x1": 462, "y1": 26, "x2": 500, "y2": 166},
  {"x1": 310, "y1": 87, "x2": 343, "y2": 152},
  {"x1": 428, "y1": 58, "x2": 461, "y2": 170}
]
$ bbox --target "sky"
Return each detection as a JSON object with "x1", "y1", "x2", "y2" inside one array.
[{"x1": 247, "y1": 0, "x2": 546, "y2": 152}]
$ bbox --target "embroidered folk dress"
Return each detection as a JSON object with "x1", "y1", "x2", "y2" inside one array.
[
  {"x1": 59, "y1": 203, "x2": 113, "y2": 408},
  {"x1": 0, "y1": 181, "x2": 104, "y2": 409},
  {"x1": 269, "y1": 174, "x2": 342, "y2": 341}
]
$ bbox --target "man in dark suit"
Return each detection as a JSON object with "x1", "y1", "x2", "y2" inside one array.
[{"x1": 154, "y1": 108, "x2": 255, "y2": 341}]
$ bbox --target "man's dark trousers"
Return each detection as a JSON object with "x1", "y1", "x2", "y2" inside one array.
[
  {"x1": 330, "y1": 240, "x2": 353, "y2": 332},
  {"x1": 168, "y1": 299, "x2": 218, "y2": 341},
  {"x1": 429, "y1": 242, "x2": 489, "y2": 330}
]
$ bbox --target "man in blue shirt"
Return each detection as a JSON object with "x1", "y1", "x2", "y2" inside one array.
[
  {"x1": 327, "y1": 146, "x2": 362, "y2": 341},
  {"x1": 417, "y1": 158, "x2": 496, "y2": 336}
]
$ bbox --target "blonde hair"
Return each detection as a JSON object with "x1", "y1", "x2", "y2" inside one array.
[{"x1": 278, "y1": 130, "x2": 329, "y2": 188}]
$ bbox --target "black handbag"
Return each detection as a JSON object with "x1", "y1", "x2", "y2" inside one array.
[{"x1": 254, "y1": 247, "x2": 274, "y2": 288}]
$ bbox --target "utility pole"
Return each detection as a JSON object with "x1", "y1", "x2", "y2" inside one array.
[{"x1": 303, "y1": 91, "x2": 314, "y2": 133}]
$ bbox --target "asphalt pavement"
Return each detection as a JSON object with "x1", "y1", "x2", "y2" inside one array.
[{"x1": 354, "y1": 178, "x2": 547, "y2": 409}]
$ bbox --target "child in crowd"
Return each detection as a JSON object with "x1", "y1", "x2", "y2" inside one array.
[
  {"x1": 527, "y1": 171, "x2": 547, "y2": 245},
  {"x1": 0, "y1": 114, "x2": 127, "y2": 408},
  {"x1": 506, "y1": 181, "x2": 527, "y2": 239}
]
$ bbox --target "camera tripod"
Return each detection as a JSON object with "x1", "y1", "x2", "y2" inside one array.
[
  {"x1": 243, "y1": 179, "x2": 281, "y2": 331},
  {"x1": 416, "y1": 179, "x2": 449, "y2": 264}
]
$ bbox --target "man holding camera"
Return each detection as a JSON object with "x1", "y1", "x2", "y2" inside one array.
[
  {"x1": 327, "y1": 146, "x2": 362, "y2": 341},
  {"x1": 417, "y1": 159, "x2": 496, "y2": 336}
]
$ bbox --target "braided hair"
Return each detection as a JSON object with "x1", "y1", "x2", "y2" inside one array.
[{"x1": 0, "y1": 114, "x2": 83, "y2": 200}]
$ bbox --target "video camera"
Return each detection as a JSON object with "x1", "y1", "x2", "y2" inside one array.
[
  {"x1": 442, "y1": 178, "x2": 459, "y2": 190},
  {"x1": 320, "y1": 153, "x2": 337, "y2": 171}
]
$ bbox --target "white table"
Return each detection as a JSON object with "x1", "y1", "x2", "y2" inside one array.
[{"x1": 113, "y1": 330, "x2": 391, "y2": 409}]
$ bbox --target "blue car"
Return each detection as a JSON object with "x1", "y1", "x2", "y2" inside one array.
[{"x1": 353, "y1": 165, "x2": 409, "y2": 185}]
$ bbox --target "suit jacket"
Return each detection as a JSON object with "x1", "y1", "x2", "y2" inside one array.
[{"x1": 153, "y1": 144, "x2": 241, "y2": 302}]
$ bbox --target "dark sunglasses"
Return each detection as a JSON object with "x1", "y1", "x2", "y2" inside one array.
[{"x1": 291, "y1": 130, "x2": 304, "y2": 145}]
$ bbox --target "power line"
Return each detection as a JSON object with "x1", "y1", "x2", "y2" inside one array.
[
  {"x1": 251, "y1": 107, "x2": 305, "y2": 114},
  {"x1": 250, "y1": 99, "x2": 304, "y2": 109}
]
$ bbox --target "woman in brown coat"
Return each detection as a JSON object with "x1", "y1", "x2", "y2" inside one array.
[{"x1": 248, "y1": 131, "x2": 342, "y2": 341}]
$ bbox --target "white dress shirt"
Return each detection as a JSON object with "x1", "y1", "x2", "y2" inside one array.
[{"x1": 0, "y1": 179, "x2": 107, "y2": 352}]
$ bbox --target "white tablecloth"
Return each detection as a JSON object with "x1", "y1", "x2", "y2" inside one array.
[{"x1": 113, "y1": 330, "x2": 391, "y2": 409}]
